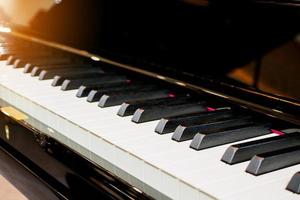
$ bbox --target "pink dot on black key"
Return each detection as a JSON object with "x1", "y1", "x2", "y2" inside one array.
[{"x1": 271, "y1": 129, "x2": 286, "y2": 136}]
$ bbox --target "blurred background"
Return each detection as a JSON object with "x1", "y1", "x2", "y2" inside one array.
[{"x1": 0, "y1": 0, "x2": 54, "y2": 26}]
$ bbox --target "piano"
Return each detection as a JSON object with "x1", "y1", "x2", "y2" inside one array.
[{"x1": 0, "y1": 0, "x2": 299, "y2": 199}]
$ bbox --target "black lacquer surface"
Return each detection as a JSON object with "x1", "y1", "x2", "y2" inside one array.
[{"x1": 0, "y1": 112, "x2": 151, "y2": 200}]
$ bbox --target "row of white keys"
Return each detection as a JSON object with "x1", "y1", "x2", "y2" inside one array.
[
  {"x1": 5, "y1": 64, "x2": 299, "y2": 200},
  {"x1": 109, "y1": 125, "x2": 297, "y2": 199},
  {"x1": 92, "y1": 117, "x2": 300, "y2": 199},
  {"x1": 0, "y1": 66, "x2": 121, "y2": 124},
  {"x1": 0, "y1": 64, "x2": 194, "y2": 198},
  {"x1": 73, "y1": 92, "x2": 299, "y2": 200},
  {"x1": 1, "y1": 62, "x2": 299, "y2": 199},
  {"x1": 0, "y1": 63, "x2": 219, "y2": 199}
]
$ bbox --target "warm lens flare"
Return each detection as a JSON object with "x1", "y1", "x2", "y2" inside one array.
[
  {"x1": 0, "y1": 26, "x2": 11, "y2": 33},
  {"x1": 0, "y1": 0, "x2": 54, "y2": 26}
]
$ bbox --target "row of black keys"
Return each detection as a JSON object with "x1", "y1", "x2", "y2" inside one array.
[
  {"x1": 6, "y1": 49, "x2": 300, "y2": 177},
  {"x1": 1, "y1": 40, "x2": 300, "y2": 193}
]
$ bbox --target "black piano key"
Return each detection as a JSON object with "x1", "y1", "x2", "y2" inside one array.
[
  {"x1": 50, "y1": 70, "x2": 111, "y2": 86},
  {"x1": 172, "y1": 116, "x2": 252, "y2": 142},
  {"x1": 190, "y1": 123, "x2": 271, "y2": 150},
  {"x1": 30, "y1": 64, "x2": 93, "y2": 76},
  {"x1": 117, "y1": 96, "x2": 190, "y2": 117},
  {"x1": 15, "y1": 56, "x2": 70, "y2": 71},
  {"x1": 98, "y1": 89, "x2": 171, "y2": 108},
  {"x1": 0, "y1": 53, "x2": 13, "y2": 61},
  {"x1": 155, "y1": 109, "x2": 233, "y2": 134},
  {"x1": 246, "y1": 146, "x2": 300, "y2": 175},
  {"x1": 6, "y1": 55, "x2": 20, "y2": 65},
  {"x1": 39, "y1": 69, "x2": 80, "y2": 80},
  {"x1": 286, "y1": 172, "x2": 300, "y2": 194},
  {"x1": 6, "y1": 51, "x2": 53, "y2": 65},
  {"x1": 14, "y1": 56, "x2": 59, "y2": 69},
  {"x1": 51, "y1": 73, "x2": 115, "y2": 86},
  {"x1": 40, "y1": 67, "x2": 96, "y2": 80},
  {"x1": 1, "y1": 48, "x2": 33, "y2": 60},
  {"x1": 22, "y1": 57, "x2": 75, "y2": 72},
  {"x1": 5, "y1": 54, "x2": 24, "y2": 64},
  {"x1": 61, "y1": 75, "x2": 128, "y2": 91},
  {"x1": 76, "y1": 81, "x2": 131, "y2": 97},
  {"x1": 39, "y1": 70, "x2": 56, "y2": 80},
  {"x1": 87, "y1": 84, "x2": 155, "y2": 102},
  {"x1": 132, "y1": 101, "x2": 207, "y2": 123},
  {"x1": 118, "y1": 97, "x2": 180, "y2": 117},
  {"x1": 221, "y1": 131, "x2": 300, "y2": 164},
  {"x1": 39, "y1": 67, "x2": 104, "y2": 81}
]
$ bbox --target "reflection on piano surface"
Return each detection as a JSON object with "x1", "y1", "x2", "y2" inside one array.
[{"x1": 0, "y1": 0, "x2": 299, "y2": 199}]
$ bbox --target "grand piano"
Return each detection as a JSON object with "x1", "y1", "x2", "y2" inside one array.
[{"x1": 0, "y1": 0, "x2": 299, "y2": 199}]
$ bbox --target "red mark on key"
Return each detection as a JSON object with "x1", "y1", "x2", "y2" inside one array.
[{"x1": 271, "y1": 129, "x2": 286, "y2": 136}]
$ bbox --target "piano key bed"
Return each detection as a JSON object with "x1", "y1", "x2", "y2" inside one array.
[{"x1": 0, "y1": 35, "x2": 299, "y2": 200}]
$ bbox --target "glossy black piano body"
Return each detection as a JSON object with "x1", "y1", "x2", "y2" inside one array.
[
  {"x1": 28, "y1": 0, "x2": 299, "y2": 74},
  {"x1": 25, "y1": 0, "x2": 300, "y2": 120}
]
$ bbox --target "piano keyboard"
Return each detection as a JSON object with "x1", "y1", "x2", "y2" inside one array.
[{"x1": 0, "y1": 36, "x2": 299, "y2": 200}]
